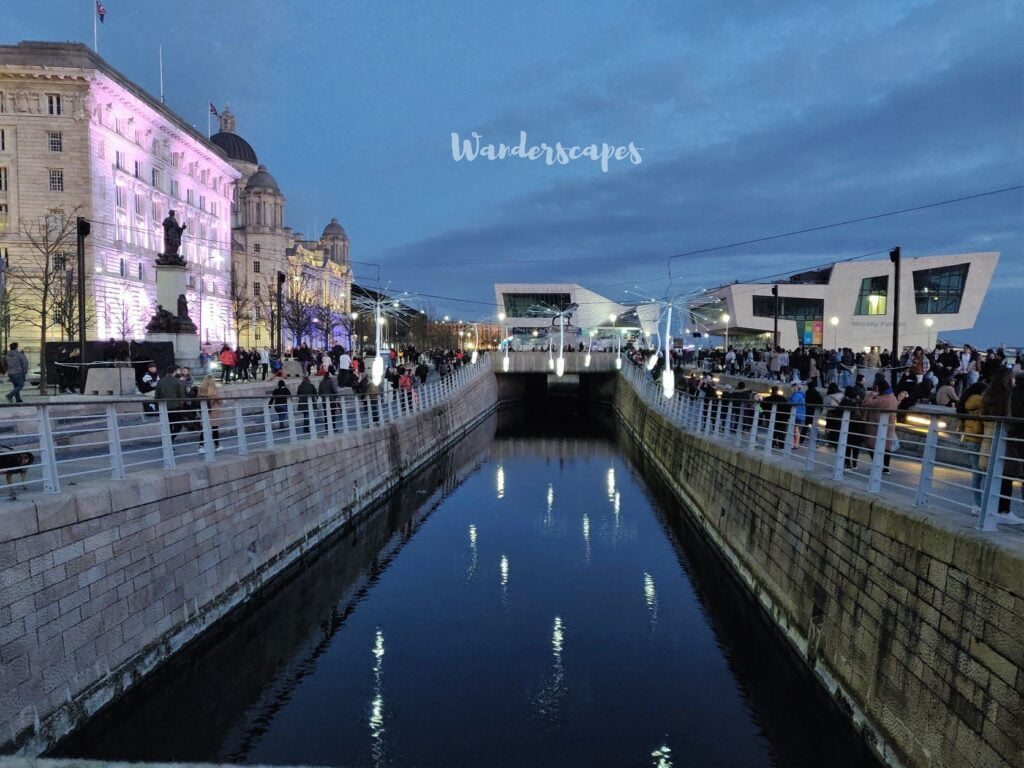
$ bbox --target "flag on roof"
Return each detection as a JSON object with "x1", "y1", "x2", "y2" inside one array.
[
  {"x1": 209, "y1": 102, "x2": 219, "y2": 117},
  {"x1": 96, "y1": 1, "x2": 106, "y2": 23}
]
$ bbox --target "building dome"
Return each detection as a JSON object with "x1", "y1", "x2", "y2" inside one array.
[
  {"x1": 209, "y1": 107, "x2": 258, "y2": 165},
  {"x1": 322, "y1": 217, "x2": 347, "y2": 239},
  {"x1": 246, "y1": 165, "x2": 280, "y2": 193}
]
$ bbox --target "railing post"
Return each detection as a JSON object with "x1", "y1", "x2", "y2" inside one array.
[
  {"x1": 200, "y1": 400, "x2": 216, "y2": 461},
  {"x1": 867, "y1": 412, "x2": 890, "y2": 492},
  {"x1": 263, "y1": 401, "x2": 275, "y2": 449},
  {"x1": 783, "y1": 406, "x2": 797, "y2": 454},
  {"x1": 763, "y1": 404, "x2": 777, "y2": 455},
  {"x1": 714, "y1": 398, "x2": 724, "y2": 436},
  {"x1": 158, "y1": 400, "x2": 176, "y2": 469},
  {"x1": 804, "y1": 407, "x2": 820, "y2": 470},
  {"x1": 106, "y1": 404, "x2": 126, "y2": 480},
  {"x1": 324, "y1": 396, "x2": 335, "y2": 437},
  {"x1": 38, "y1": 405, "x2": 61, "y2": 492},
  {"x1": 915, "y1": 415, "x2": 940, "y2": 506},
  {"x1": 833, "y1": 409, "x2": 850, "y2": 480},
  {"x1": 234, "y1": 401, "x2": 249, "y2": 455},
  {"x1": 977, "y1": 422, "x2": 1006, "y2": 532},
  {"x1": 747, "y1": 403, "x2": 759, "y2": 450},
  {"x1": 725, "y1": 401, "x2": 734, "y2": 437},
  {"x1": 287, "y1": 397, "x2": 299, "y2": 443}
]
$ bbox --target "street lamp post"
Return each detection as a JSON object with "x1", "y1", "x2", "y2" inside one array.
[
  {"x1": 830, "y1": 315, "x2": 839, "y2": 349},
  {"x1": 924, "y1": 317, "x2": 934, "y2": 349},
  {"x1": 610, "y1": 312, "x2": 622, "y2": 369},
  {"x1": 721, "y1": 312, "x2": 730, "y2": 350}
]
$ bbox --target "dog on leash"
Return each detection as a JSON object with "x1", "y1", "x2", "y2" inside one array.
[{"x1": 0, "y1": 451, "x2": 34, "y2": 498}]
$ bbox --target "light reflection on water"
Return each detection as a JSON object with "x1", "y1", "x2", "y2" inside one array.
[
  {"x1": 496, "y1": 464, "x2": 505, "y2": 499},
  {"x1": 644, "y1": 572, "x2": 659, "y2": 630},
  {"x1": 369, "y1": 629, "x2": 386, "y2": 768},
  {"x1": 466, "y1": 524, "x2": 478, "y2": 582}
]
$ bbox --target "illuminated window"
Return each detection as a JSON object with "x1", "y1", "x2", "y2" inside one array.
[
  {"x1": 48, "y1": 169, "x2": 64, "y2": 192},
  {"x1": 752, "y1": 296, "x2": 823, "y2": 320},
  {"x1": 854, "y1": 276, "x2": 888, "y2": 315},
  {"x1": 48, "y1": 132, "x2": 62, "y2": 152},
  {"x1": 501, "y1": 292, "x2": 573, "y2": 317},
  {"x1": 913, "y1": 263, "x2": 970, "y2": 315}
]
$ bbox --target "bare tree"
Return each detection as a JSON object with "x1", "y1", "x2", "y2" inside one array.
[
  {"x1": 310, "y1": 302, "x2": 340, "y2": 349},
  {"x1": 7, "y1": 209, "x2": 80, "y2": 392},
  {"x1": 280, "y1": 273, "x2": 316, "y2": 350},
  {"x1": 115, "y1": 301, "x2": 134, "y2": 342},
  {"x1": 229, "y1": 261, "x2": 254, "y2": 345},
  {"x1": 51, "y1": 263, "x2": 95, "y2": 343}
]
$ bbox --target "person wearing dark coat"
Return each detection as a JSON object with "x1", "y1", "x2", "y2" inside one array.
[
  {"x1": 318, "y1": 371, "x2": 340, "y2": 429},
  {"x1": 763, "y1": 386, "x2": 790, "y2": 449},
  {"x1": 269, "y1": 379, "x2": 291, "y2": 430},
  {"x1": 296, "y1": 375, "x2": 318, "y2": 433}
]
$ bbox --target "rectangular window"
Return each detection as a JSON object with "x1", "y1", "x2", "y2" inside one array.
[
  {"x1": 46, "y1": 94, "x2": 61, "y2": 116},
  {"x1": 115, "y1": 151, "x2": 124, "y2": 170},
  {"x1": 0, "y1": 167, "x2": 7, "y2": 192},
  {"x1": 0, "y1": 204, "x2": 8, "y2": 228},
  {"x1": 253, "y1": 283, "x2": 261, "y2": 297},
  {"x1": 137, "y1": 263, "x2": 145, "y2": 281},
  {"x1": 48, "y1": 169, "x2": 64, "y2": 192},
  {"x1": 170, "y1": 179, "x2": 179, "y2": 198},
  {"x1": 115, "y1": 186, "x2": 126, "y2": 209},
  {"x1": 186, "y1": 189, "x2": 194, "y2": 205},
  {"x1": 0, "y1": 129, "x2": 5, "y2": 151},
  {"x1": 254, "y1": 326, "x2": 262, "y2": 341},
  {"x1": 119, "y1": 258, "x2": 127, "y2": 278},
  {"x1": 134, "y1": 160, "x2": 141, "y2": 179},
  {"x1": 913, "y1": 263, "x2": 970, "y2": 315},
  {"x1": 151, "y1": 168, "x2": 160, "y2": 188},
  {"x1": 854, "y1": 275, "x2": 888, "y2": 316},
  {"x1": 751, "y1": 295, "x2": 824, "y2": 320},
  {"x1": 152, "y1": 201, "x2": 161, "y2": 220},
  {"x1": 500, "y1": 292, "x2": 573, "y2": 317},
  {"x1": 253, "y1": 242, "x2": 260, "y2": 253},
  {"x1": 48, "y1": 131, "x2": 62, "y2": 152},
  {"x1": 199, "y1": 194, "x2": 206, "y2": 211},
  {"x1": 134, "y1": 193, "x2": 144, "y2": 216},
  {"x1": 0, "y1": 92, "x2": 5, "y2": 113},
  {"x1": 253, "y1": 260, "x2": 260, "y2": 273}
]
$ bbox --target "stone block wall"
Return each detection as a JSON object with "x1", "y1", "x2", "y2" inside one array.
[
  {"x1": 0, "y1": 370, "x2": 498, "y2": 754},
  {"x1": 615, "y1": 380, "x2": 1023, "y2": 768}
]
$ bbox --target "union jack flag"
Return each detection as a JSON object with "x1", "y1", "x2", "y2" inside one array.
[
  {"x1": 209, "y1": 102, "x2": 219, "y2": 117},
  {"x1": 96, "y1": 1, "x2": 105, "y2": 23}
]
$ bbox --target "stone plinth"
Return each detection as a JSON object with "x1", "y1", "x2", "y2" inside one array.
[
  {"x1": 146, "y1": 332, "x2": 199, "y2": 363},
  {"x1": 82, "y1": 367, "x2": 136, "y2": 395},
  {"x1": 154, "y1": 263, "x2": 187, "y2": 311}
]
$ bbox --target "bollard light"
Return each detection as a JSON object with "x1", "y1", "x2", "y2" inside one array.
[
  {"x1": 556, "y1": 357, "x2": 565, "y2": 377},
  {"x1": 471, "y1": 349, "x2": 479, "y2": 365},
  {"x1": 615, "y1": 357, "x2": 622, "y2": 370},
  {"x1": 502, "y1": 355, "x2": 510, "y2": 372},
  {"x1": 584, "y1": 353, "x2": 592, "y2": 368}
]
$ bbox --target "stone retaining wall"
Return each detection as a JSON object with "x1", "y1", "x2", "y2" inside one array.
[
  {"x1": 615, "y1": 379, "x2": 1023, "y2": 768},
  {"x1": 0, "y1": 371, "x2": 498, "y2": 754}
]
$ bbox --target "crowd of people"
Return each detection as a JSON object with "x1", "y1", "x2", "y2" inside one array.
[
  {"x1": 630, "y1": 342, "x2": 1024, "y2": 522},
  {"x1": 135, "y1": 344, "x2": 476, "y2": 444}
]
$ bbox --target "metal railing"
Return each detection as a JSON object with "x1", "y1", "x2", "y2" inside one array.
[
  {"x1": 621, "y1": 360, "x2": 1024, "y2": 533},
  {"x1": 0, "y1": 360, "x2": 491, "y2": 499}
]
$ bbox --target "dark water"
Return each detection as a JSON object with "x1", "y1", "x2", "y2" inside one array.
[{"x1": 55, "y1": 403, "x2": 877, "y2": 768}]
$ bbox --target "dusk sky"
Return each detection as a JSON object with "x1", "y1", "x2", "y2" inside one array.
[{"x1": 8, "y1": 0, "x2": 1023, "y2": 342}]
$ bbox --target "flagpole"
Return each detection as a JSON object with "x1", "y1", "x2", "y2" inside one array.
[
  {"x1": 93, "y1": 2, "x2": 98, "y2": 52},
  {"x1": 159, "y1": 46, "x2": 165, "y2": 104}
]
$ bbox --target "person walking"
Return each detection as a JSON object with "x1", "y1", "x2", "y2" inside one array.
[
  {"x1": 269, "y1": 379, "x2": 291, "y2": 432},
  {"x1": 259, "y1": 347, "x2": 270, "y2": 381},
  {"x1": 788, "y1": 383, "x2": 806, "y2": 448},
  {"x1": 863, "y1": 375, "x2": 899, "y2": 474},
  {"x1": 297, "y1": 374, "x2": 318, "y2": 433},
  {"x1": 4, "y1": 343, "x2": 29, "y2": 403},
  {"x1": 318, "y1": 369, "x2": 340, "y2": 430},
  {"x1": 219, "y1": 345, "x2": 237, "y2": 384},
  {"x1": 841, "y1": 386, "x2": 867, "y2": 470},
  {"x1": 154, "y1": 366, "x2": 188, "y2": 443},
  {"x1": 196, "y1": 375, "x2": 222, "y2": 453}
]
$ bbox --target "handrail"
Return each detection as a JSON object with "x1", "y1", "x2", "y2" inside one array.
[
  {"x1": 0, "y1": 358, "x2": 492, "y2": 500},
  {"x1": 619, "y1": 357, "x2": 1024, "y2": 534}
]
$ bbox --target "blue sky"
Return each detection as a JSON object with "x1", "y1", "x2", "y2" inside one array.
[{"x1": 8, "y1": 0, "x2": 1023, "y2": 342}]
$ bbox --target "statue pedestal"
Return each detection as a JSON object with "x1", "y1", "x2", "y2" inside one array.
[
  {"x1": 147, "y1": 332, "x2": 200, "y2": 362},
  {"x1": 154, "y1": 263, "x2": 187, "y2": 311}
]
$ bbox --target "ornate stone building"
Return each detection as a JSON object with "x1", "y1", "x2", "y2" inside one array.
[
  {"x1": 0, "y1": 41, "x2": 240, "y2": 354},
  {"x1": 211, "y1": 110, "x2": 352, "y2": 350}
]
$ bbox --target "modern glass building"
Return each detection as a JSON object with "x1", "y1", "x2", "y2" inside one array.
[{"x1": 686, "y1": 252, "x2": 998, "y2": 350}]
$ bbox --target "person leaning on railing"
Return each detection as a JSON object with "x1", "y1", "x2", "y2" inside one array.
[
  {"x1": 958, "y1": 378, "x2": 987, "y2": 508},
  {"x1": 863, "y1": 374, "x2": 898, "y2": 475},
  {"x1": 979, "y1": 368, "x2": 1024, "y2": 523},
  {"x1": 197, "y1": 375, "x2": 222, "y2": 453}
]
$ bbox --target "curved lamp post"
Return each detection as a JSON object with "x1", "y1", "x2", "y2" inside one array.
[
  {"x1": 611, "y1": 313, "x2": 622, "y2": 369},
  {"x1": 924, "y1": 317, "x2": 934, "y2": 349},
  {"x1": 830, "y1": 315, "x2": 839, "y2": 349}
]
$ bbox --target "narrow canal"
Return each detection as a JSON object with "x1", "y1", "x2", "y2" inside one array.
[{"x1": 55, "y1": 402, "x2": 877, "y2": 768}]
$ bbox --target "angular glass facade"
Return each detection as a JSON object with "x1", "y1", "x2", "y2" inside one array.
[
  {"x1": 752, "y1": 295, "x2": 823, "y2": 321},
  {"x1": 854, "y1": 275, "x2": 888, "y2": 316},
  {"x1": 913, "y1": 263, "x2": 970, "y2": 314},
  {"x1": 501, "y1": 293, "x2": 572, "y2": 317}
]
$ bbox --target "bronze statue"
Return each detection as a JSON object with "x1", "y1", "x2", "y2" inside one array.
[
  {"x1": 176, "y1": 294, "x2": 197, "y2": 333},
  {"x1": 157, "y1": 210, "x2": 187, "y2": 266},
  {"x1": 145, "y1": 304, "x2": 178, "y2": 333}
]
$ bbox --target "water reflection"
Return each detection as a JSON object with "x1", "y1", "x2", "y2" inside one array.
[
  {"x1": 369, "y1": 629, "x2": 386, "y2": 768},
  {"x1": 533, "y1": 616, "x2": 567, "y2": 723},
  {"x1": 499, "y1": 554, "x2": 509, "y2": 589},
  {"x1": 606, "y1": 466, "x2": 616, "y2": 500},
  {"x1": 545, "y1": 483, "x2": 554, "y2": 531},
  {"x1": 644, "y1": 572, "x2": 659, "y2": 630},
  {"x1": 613, "y1": 490, "x2": 621, "y2": 540},
  {"x1": 496, "y1": 465, "x2": 505, "y2": 499},
  {"x1": 582, "y1": 513, "x2": 591, "y2": 566},
  {"x1": 651, "y1": 744, "x2": 673, "y2": 767},
  {"x1": 466, "y1": 525, "x2": 478, "y2": 582}
]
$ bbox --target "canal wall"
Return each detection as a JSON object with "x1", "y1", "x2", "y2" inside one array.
[
  {"x1": 614, "y1": 378, "x2": 1023, "y2": 768},
  {"x1": 0, "y1": 371, "x2": 499, "y2": 754}
]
